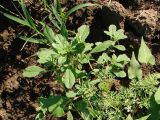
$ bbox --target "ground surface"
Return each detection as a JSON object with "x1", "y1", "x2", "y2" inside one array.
[{"x1": 0, "y1": 0, "x2": 160, "y2": 119}]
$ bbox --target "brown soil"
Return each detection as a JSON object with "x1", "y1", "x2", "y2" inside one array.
[{"x1": 0, "y1": 0, "x2": 160, "y2": 119}]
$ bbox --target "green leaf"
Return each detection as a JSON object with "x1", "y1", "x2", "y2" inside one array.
[
  {"x1": 126, "y1": 114, "x2": 133, "y2": 120},
  {"x1": 91, "y1": 41, "x2": 113, "y2": 53},
  {"x1": 98, "y1": 80, "x2": 110, "y2": 92},
  {"x1": 0, "y1": 11, "x2": 30, "y2": 27},
  {"x1": 52, "y1": 34, "x2": 70, "y2": 54},
  {"x1": 66, "y1": 91, "x2": 77, "y2": 98},
  {"x1": 76, "y1": 25, "x2": 89, "y2": 42},
  {"x1": 51, "y1": 5, "x2": 62, "y2": 25},
  {"x1": 138, "y1": 37, "x2": 155, "y2": 65},
  {"x1": 62, "y1": 68, "x2": 75, "y2": 89},
  {"x1": 155, "y1": 86, "x2": 160, "y2": 104},
  {"x1": 83, "y1": 43, "x2": 93, "y2": 53},
  {"x1": 114, "y1": 29, "x2": 127, "y2": 41},
  {"x1": 37, "y1": 48, "x2": 56, "y2": 64},
  {"x1": 66, "y1": 3, "x2": 94, "y2": 17},
  {"x1": 58, "y1": 56, "x2": 67, "y2": 64},
  {"x1": 114, "y1": 45, "x2": 126, "y2": 51},
  {"x1": 19, "y1": 36, "x2": 47, "y2": 44},
  {"x1": 23, "y1": 66, "x2": 46, "y2": 78},
  {"x1": 116, "y1": 54, "x2": 130, "y2": 63},
  {"x1": 105, "y1": 24, "x2": 117, "y2": 37},
  {"x1": 97, "y1": 53, "x2": 110, "y2": 64},
  {"x1": 74, "y1": 43, "x2": 85, "y2": 54},
  {"x1": 39, "y1": 96, "x2": 64, "y2": 117},
  {"x1": 49, "y1": 13, "x2": 60, "y2": 30},
  {"x1": 35, "y1": 112, "x2": 45, "y2": 120},
  {"x1": 50, "y1": 106, "x2": 64, "y2": 117},
  {"x1": 104, "y1": 25, "x2": 127, "y2": 41},
  {"x1": 67, "y1": 111, "x2": 73, "y2": 120},
  {"x1": 20, "y1": 0, "x2": 36, "y2": 29},
  {"x1": 43, "y1": 24, "x2": 55, "y2": 43},
  {"x1": 114, "y1": 70, "x2": 126, "y2": 78},
  {"x1": 128, "y1": 52, "x2": 142, "y2": 80},
  {"x1": 136, "y1": 114, "x2": 151, "y2": 120}
]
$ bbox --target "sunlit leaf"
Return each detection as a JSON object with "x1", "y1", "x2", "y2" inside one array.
[
  {"x1": 23, "y1": 66, "x2": 46, "y2": 78},
  {"x1": 155, "y1": 86, "x2": 160, "y2": 104},
  {"x1": 19, "y1": 36, "x2": 47, "y2": 44},
  {"x1": 37, "y1": 48, "x2": 56, "y2": 64},
  {"x1": 62, "y1": 68, "x2": 75, "y2": 89},
  {"x1": 91, "y1": 41, "x2": 113, "y2": 53},
  {"x1": 138, "y1": 37, "x2": 155, "y2": 65},
  {"x1": 39, "y1": 96, "x2": 64, "y2": 117},
  {"x1": 76, "y1": 25, "x2": 89, "y2": 42},
  {"x1": 128, "y1": 52, "x2": 142, "y2": 80},
  {"x1": 67, "y1": 111, "x2": 73, "y2": 120}
]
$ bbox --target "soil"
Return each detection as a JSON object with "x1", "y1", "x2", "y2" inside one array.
[{"x1": 0, "y1": 0, "x2": 160, "y2": 119}]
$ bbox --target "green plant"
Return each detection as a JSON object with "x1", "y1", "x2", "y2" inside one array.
[
  {"x1": 21, "y1": 24, "x2": 129, "y2": 119},
  {"x1": 22, "y1": 24, "x2": 159, "y2": 120},
  {"x1": 1, "y1": 1, "x2": 159, "y2": 119}
]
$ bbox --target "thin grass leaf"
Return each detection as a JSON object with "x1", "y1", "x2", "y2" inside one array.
[
  {"x1": 0, "y1": 11, "x2": 30, "y2": 27},
  {"x1": 66, "y1": 3, "x2": 94, "y2": 17},
  {"x1": 51, "y1": 5, "x2": 62, "y2": 25},
  {"x1": 19, "y1": 36, "x2": 48, "y2": 44},
  {"x1": 20, "y1": 0, "x2": 36, "y2": 29},
  {"x1": 54, "y1": 0, "x2": 58, "y2": 9},
  {"x1": 49, "y1": 14, "x2": 60, "y2": 30},
  {"x1": 0, "y1": 4, "x2": 21, "y2": 18}
]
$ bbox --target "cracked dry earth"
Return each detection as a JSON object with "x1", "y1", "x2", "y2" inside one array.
[{"x1": 0, "y1": 0, "x2": 160, "y2": 119}]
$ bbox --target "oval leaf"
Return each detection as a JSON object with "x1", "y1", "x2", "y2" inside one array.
[
  {"x1": 23, "y1": 66, "x2": 46, "y2": 78},
  {"x1": 62, "y1": 68, "x2": 75, "y2": 89},
  {"x1": 128, "y1": 52, "x2": 142, "y2": 80},
  {"x1": 91, "y1": 41, "x2": 113, "y2": 53},
  {"x1": 76, "y1": 25, "x2": 89, "y2": 42},
  {"x1": 138, "y1": 37, "x2": 155, "y2": 65}
]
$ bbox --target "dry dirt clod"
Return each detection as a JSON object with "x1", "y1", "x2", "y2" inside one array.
[
  {"x1": 0, "y1": 27, "x2": 15, "y2": 51},
  {"x1": 126, "y1": 9, "x2": 158, "y2": 40},
  {"x1": 0, "y1": 108, "x2": 8, "y2": 120},
  {"x1": 3, "y1": 73, "x2": 20, "y2": 92}
]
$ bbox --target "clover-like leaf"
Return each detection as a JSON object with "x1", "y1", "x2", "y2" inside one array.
[
  {"x1": 23, "y1": 66, "x2": 46, "y2": 78},
  {"x1": 138, "y1": 37, "x2": 155, "y2": 65},
  {"x1": 62, "y1": 68, "x2": 75, "y2": 89},
  {"x1": 128, "y1": 52, "x2": 142, "y2": 80}
]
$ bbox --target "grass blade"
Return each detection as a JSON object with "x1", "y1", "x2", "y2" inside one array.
[
  {"x1": 0, "y1": 11, "x2": 30, "y2": 27},
  {"x1": 49, "y1": 14, "x2": 60, "y2": 30},
  {"x1": 20, "y1": 0, "x2": 36, "y2": 29},
  {"x1": 51, "y1": 5, "x2": 62, "y2": 25},
  {"x1": 66, "y1": 3, "x2": 94, "y2": 17},
  {"x1": 19, "y1": 36, "x2": 48, "y2": 44}
]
